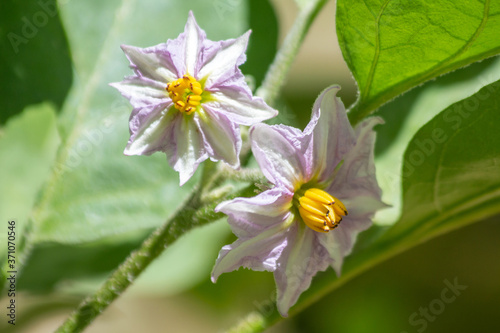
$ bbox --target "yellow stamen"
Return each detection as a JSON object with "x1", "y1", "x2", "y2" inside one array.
[
  {"x1": 165, "y1": 74, "x2": 204, "y2": 115},
  {"x1": 298, "y1": 188, "x2": 348, "y2": 233}
]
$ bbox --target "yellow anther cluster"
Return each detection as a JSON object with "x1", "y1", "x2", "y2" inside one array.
[
  {"x1": 166, "y1": 74, "x2": 203, "y2": 115},
  {"x1": 298, "y1": 188, "x2": 348, "y2": 233}
]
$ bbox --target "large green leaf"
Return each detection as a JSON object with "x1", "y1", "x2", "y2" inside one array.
[
  {"x1": 383, "y1": 79, "x2": 500, "y2": 241},
  {"x1": 374, "y1": 56, "x2": 500, "y2": 225},
  {"x1": 0, "y1": 0, "x2": 72, "y2": 124},
  {"x1": 0, "y1": 104, "x2": 60, "y2": 251},
  {"x1": 337, "y1": 0, "x2": 500, "y2": 121},
  {"x1": 30, "y1": 0, "x2": 252, "y2": 244}
]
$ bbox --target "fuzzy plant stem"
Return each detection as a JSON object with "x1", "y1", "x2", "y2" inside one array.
[
  {"x1": 56, "y1": 184, "x2": 256, "y2": 332},
  {"x1": 256, "y1": 0, "x2": 329, "y2": 107}
]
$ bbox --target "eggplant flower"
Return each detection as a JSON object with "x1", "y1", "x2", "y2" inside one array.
[
  {"x1": 211, "y1": 86, "x2": 387, "y2": 316},
  {"x1": 111, "y1": 11, "x2": 277, "y2": 185}
]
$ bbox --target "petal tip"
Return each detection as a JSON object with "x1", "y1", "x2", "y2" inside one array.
[{"x1": 123, "y1": 145, "x2": 135, "y2": 156}]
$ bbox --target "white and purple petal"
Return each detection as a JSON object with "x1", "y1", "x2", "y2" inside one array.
[
  {"x1": 305, "y1": 85, "x2": 356, "y2": 182},
  {"x1": 110, "y1": 76, "x2": 168, "y2": 107},
  {"x1": 165, "y1": 11, "x2": 206, "y2": 77},
  {"x1": 198, "y1": 31, "x2": 250, "y2": 88},
  {"x1": 209, "y1": 88, "x2": 277, "y2": 126},
  {"x1": 251, "y1": 123, "x2": 307, "y2": 191},
  {"x1": 215, "y1": 187, "x2": 293, "y2": 238},
  {"x1": 327, "y1": 117, "x2": 386, "y2": 208},
  {"x1": 211, "y1": 216, "x2": 294, "y2": 282},
  {"x1": 165, "y1": 114, "x2": 207, "y2": 186},
  {"x1": 195, "y1": 106, "x2": 241, "y2": 168},
  {"x1": 274, "y1": 224, "x2": 331, "y2": 316},
  {"x1": 124, "y1": 104, "x2": 175, "y2": 156},
  {"x1": 121, "y1": 44, "x2": 178, "y2": 83}
]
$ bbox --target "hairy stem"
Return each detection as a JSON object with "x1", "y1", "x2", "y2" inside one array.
[
  {"x1": 256, "y1": 0, "x2": 329, "y2": 107},
  {"x1": 55, "y1": 182, "x2": 256, "y2": 333}
]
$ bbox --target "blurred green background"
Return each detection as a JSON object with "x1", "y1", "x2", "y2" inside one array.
[{"x1": 1, "y1": 0, "x2": 499, "y2": 332}]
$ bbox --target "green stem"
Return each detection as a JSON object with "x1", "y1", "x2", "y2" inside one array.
[
  {"x1": 1, "y1": 219, "x2": 35, "y2": 293},
  {"x1": 256, "y1": 0, "x2": 329, "y2": 107},
  {"x1": 55, "y1": 182, "x2": 257, "y2": 333},
  {"x1": 220, "y1": 166, "x2": 266, "y2": 183}
]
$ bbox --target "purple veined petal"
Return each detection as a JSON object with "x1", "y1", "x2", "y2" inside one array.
[
  {"x1": 274, "y1": 224, "x2": 331, "y2": 317},
  {"x1": 341, "y1": 196, "x2": 388, "y2": 220},
  {"x1": 166, "y1": 113, "x2": 207, "y2": 185},
  {"x1": 211, "y1": 215, "x2": 295, "y2": 283},
  {"x1": 317, "y1": 223, "x2": 357, "y2": 276},
  {"x1": 305, "y1": 85, "x2": 356, "y2": 182},
  {"x1": 327, "y1": 117, "x2": 385, "y2": 203},
  {"x1": 197, "y1": 31, "x2": 250, "y2": 87},
  {"x1": 124, "y1": 103, "x2": 176, "y2": 156},
  {"x1": 184, "y1": 11, "x2": 205, "y2": 75},
  {"x1": 216, "y1": 187, "x2": 294, "y2": 238},
  {"x1": 121, "y1": 44, "x2": 178, "y2": 83},
  {"x1": 110, "y1": 76, "x2": 168, "y2": 108},
  {"x1": 208, "y1": 88, "x2": 278, "y2": 126},
  {"x1": 251, "y1": 123, "x2": 307, "y2": 191},
  {"x1": 194, "y1": 105, "x2": 241, "y2": 168},
  {"x1": 164, "y1": 11, "x2": 206, "y2": 77}
]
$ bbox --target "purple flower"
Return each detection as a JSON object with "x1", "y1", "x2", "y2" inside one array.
[
  {"x1": 211, "y1": 86, "x2": 387, "y2": 316},
  {"x1": 111, "y1": 12, "x2": 277, "y2": 185}
]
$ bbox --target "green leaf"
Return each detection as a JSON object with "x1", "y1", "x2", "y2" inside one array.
[
  {"x1": 384, "y1": 79, "x2": 500, "y2": 241},
  {"x1": 241, "y1": 0, "x2": 278, "y2": 89},
  {"x1": 0, "y1": 104, "x2": 60, "y2": 248},
  {"x1": 374, "y1": 56, "x2": 500, "y2": 225},
  {"x1": 28, "y1": 0, "x2": 251, "y2": 244},
  {"x1": 0, "y1": 0, "x2": 72, "y2": 124},
  {"x1": 337, "y1": 0, "x2": 500, "y2": 123}
]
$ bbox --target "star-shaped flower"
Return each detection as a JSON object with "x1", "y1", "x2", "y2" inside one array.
[
  {"x1": 111, "y1": 12, "x2": 277, "y2": 185},
  {"x1": 211, "y1": 86, "x2": 387, "y2": 316}
]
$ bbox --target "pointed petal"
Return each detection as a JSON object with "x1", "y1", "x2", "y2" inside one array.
[
  {"x1": 274, "y1": 225, "x2": 331, "y2": 316},
  {"x1": 195, "y1": 106, "x2": 241, "y2": 168},
  {"x1": 305, "y1": 85, "x2": 356, "y2": 182},
  {"x1": 317, "y1": 223, "x2": 358, "y2": 276},
  {"x1": 110, "y1": 76, "x2": 167, "y2": 107},
  {"x1": 184, "y1": 11, "x2": 205, "y2": 75},
  {"x1": 121, "y1": 44, "x2": 178, "y2": 83},
  {"x1": 211, "y1": 216, "x2": 293, "y2": 283},
  {"x1": 328, "y1": 117, "x2": 385, "y2": 206},
  {"x1": 124, "y1": 104, "x2": 175, "y2": 156},
  {"x1": 164, "y1": 11, "x2": 206, "y2": 77},
  {"x1": 342, "y1": 196, "x2": 388, "y2": 220},
  {"x1": 250, "y1": 123, "x2": 307, "y2": 191},
  {"x1": 198, "y1": 31, "x2": 250, "y2": 87},
  {"x1": 216, "y1": 187, "x2": 293, "y2": 238},
  {"x1": 208, "y1": 88, "x2": 278, "y2": 125},
  {"x1": 166, "y1": 114, "x2": 207, "y2": 185}
]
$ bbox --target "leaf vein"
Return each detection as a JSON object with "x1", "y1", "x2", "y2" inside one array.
[
  {"x1": 433, "y1": 104, "x2": 490, "y2": 212},
  {"x1": 361, "y1": 0, "x2": 392, "y2": 100}
]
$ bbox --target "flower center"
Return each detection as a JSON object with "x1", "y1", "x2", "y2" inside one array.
[
  {"x1": 166, "y1": 74, "x2": 203, "y2": 115},
  {"x1": 297, "y1": 188, "x2": 348, "y2": 233}
]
